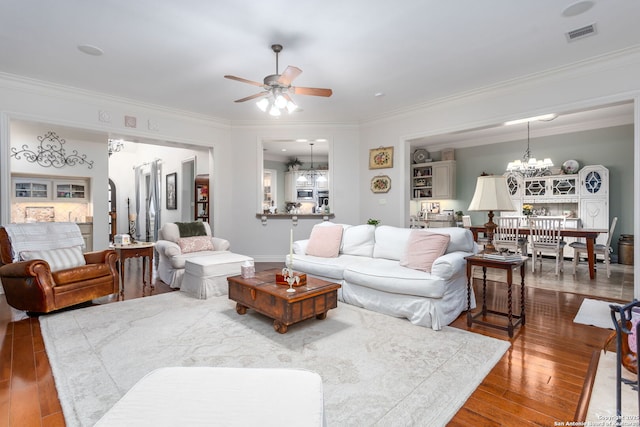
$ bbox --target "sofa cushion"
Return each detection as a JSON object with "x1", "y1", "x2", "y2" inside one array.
[
  {"x1": 52, "y1": 263, "x2": 112, "y2": 286},
  {"x1": 292, "y1": 254, "x2": 368, "y2": 280},
  {"x1": 372, "y1": 226, "x2": 413, "y2": 261},
  {"x1": 431, "y1": 227, "x2": 475, "y2": 253},
  {"x1": 341, "y1": 224, "x2": 376, "y2": 257},
  {"x1": 399, "y1": 230, "x2": 450, "y2": 273},
  {"x1": 20, "y1": 246, "x2": 86, "y2": 272},
  {"x1": 343, "y1": 259, "x2": 446, "y2": 299},
  {"x1": 177, "y1": 236, "x2": 214, "y2": 254},
  {"x1": 306, "y1": 225, "x2": 344, "y2": 258}
]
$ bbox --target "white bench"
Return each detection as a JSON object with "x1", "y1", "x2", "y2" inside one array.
[{"x1": 180, "y1": 251, "x2": 253, "y2": 299}]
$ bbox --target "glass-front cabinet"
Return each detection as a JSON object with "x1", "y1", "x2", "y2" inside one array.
[
  {"x1": 54, "y1": 181, "x2": 88, "y2": 200},
  {"x1": 13, "y1": 178, "x2": 51, "y2": 200},
  {"x1": 12, "y1": 177, "x2": 88, "y2": 202}
]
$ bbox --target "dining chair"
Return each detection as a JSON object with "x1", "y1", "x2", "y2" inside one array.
[
  {"x1": 570, "y1": 216, "x2": 618, "y2": 278},
  {"x1": 494, "y1": 216, "x2": 528, "y2": 256},
  {"x1": 529, "y1": 216, "x2": 566, "y2": 275}
]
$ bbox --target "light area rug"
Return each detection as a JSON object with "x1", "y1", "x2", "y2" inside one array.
[
  {"x1": 573, "y1": 298, "x2": 619, "y2": 329},
  {"x1": 40, "y1": 291, "x2": 510, "y2": 427},
  {"x1": 587, "y1": 350, "x2": 638, "y2": 422}
]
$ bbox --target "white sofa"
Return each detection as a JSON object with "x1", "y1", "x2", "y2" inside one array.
[
  {"x1": 155, "y1": 222, "x2": 231, "y2": 288},
  {"x1": 288, "y1": 223, "x2": 477, "y2": 330}
]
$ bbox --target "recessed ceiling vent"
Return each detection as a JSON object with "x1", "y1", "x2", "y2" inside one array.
[{"x1": 565, "y1": 23, "x2": 597, "y2": 42}]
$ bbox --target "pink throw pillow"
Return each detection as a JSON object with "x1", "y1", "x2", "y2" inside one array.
[
  {"x1": 305, "y1": 225, "x2": 344, "y2": 258},
  {"x1": 177, "y1": 236, "x2": 214, "y2": 254},
  {"x1": 399, "y1": 230, "x2": 450, "y2": 272}
]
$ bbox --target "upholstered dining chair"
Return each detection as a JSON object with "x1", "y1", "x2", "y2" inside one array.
[
  {"x1": 570, "y1": 216, "x2": 618, "y2": 278},
  {"x1": 529, "y1": 216, "x2": 566, "y2": 275}
]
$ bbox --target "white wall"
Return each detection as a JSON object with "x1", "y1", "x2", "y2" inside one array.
[
  {"x1": 108, "y1": 142, "x2": 210, "y2": 237},
  {"x1": 226, "y1": 124, "x2": 360, "y2": 261},
  {"x1": 1, "y1": 47, "x2": 639, "y2": 291},
  {"x1": 9, "y1": 120, "x2": 110, "y2": 249},
  {"x1": 359, "y1": 49, "x2": 640, "y2": 229}
]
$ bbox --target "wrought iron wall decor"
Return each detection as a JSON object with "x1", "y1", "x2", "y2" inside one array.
[{"x1": 11, "y1": 131, "x2": 94, "y2": 169}]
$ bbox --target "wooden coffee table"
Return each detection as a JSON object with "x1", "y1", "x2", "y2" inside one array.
[{"x1": 227, "y1": 269, "x2": 341, "y2": 334}]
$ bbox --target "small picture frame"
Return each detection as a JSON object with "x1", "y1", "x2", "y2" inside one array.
[
  {"x1": 369, "y1": 146, "x2": 394, "y2": 169},
  {"x1": 370, "y1": 175, "x2": 391, "y2": 193},
  {"x1": 166, "y1": 172, "x2": 177, "y2": 210}
]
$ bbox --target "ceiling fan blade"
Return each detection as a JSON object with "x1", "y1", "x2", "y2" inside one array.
[
  {"x1": 291, "y1": 86, "x2": 333, "y2": 97},
  {"x1": 234, "y1": 92, "x2": 269, "y2": 103},
  {"x1": 224, "y1": 75, "x2": 264, "y2": 87},
  {"x1": 277, "y1": 66, "x2": 302, "y2": 86}
]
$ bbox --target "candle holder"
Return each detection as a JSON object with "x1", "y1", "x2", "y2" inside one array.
[{"x1": 282, "y1": 262, "x2": 299, "y2": 293}]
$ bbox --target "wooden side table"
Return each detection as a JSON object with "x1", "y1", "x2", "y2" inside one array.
[
  {"x1": 111, "y1": 242, "x2": 155, "y2": 294},
  {"x1": 465, "y1": 254, "x2": 526, "y2": 338}
]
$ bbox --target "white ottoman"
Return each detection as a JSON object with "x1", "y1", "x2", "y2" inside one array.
[
  {"x1": 95, "y1": 367, "x2": 324, "y2": 427},
  {"x1": 181, "y1": 252, "x2": 253, "y2": 299}
]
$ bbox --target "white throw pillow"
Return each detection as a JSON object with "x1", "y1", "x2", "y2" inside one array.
[
  {"x1": 399, "y1": 230, "x2": 450, "y2": 273},
  {"x1": 20, "y1": 246, "x2": 86, "y2": 272},
  {"x1": 177, "y1": 236, "x2": 214, "y2": 254},
  {"x1": 305, "y1": 225, "x2": 344, "y2": 258}
]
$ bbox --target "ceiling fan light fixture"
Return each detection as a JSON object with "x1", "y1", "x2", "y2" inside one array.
[
  {"x1": 256, "y1": 97, "x2": 269, "y2": 112},
  {"x1": 274, "y1": 93, "x2": 287, "y2": 109},
  {"x1": 269, "y1": 105, "x2": 281, "y2": 117},
  {"x1": 286, "y1": 101, "x2": 298, "y2": 113}
]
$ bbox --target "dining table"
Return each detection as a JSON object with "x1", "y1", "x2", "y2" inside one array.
[{"x1": 467, "y1": 225, "x2": 608, "y2": 280}]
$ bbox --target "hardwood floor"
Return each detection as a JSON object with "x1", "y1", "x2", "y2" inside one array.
[{"x1": 0, "y1": 259, "x2": 629, "y2": 426}]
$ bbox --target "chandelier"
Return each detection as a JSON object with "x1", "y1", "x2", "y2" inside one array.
[
  {"x1": 256, "y1": 88, "x2": 298, "y2": 116},
  {"x1": 506, "y1": 121, "x2": 553, "y2": 177},
  {"x1": 296, "y1": 142, "x2": 327, "y2": 184},
  {"x1": 108, "y1": 139, "x2": 125, "y2": 157}
]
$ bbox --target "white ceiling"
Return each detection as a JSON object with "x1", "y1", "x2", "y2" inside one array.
[{"x1": 1, "y1": 1, "x2": 639, "y2": 125}]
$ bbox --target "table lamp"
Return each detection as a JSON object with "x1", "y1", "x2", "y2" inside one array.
[{"x1": 467, "y1": 174, "x2": 515, "y2": 252}]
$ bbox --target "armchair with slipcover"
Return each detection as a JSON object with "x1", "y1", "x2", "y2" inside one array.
[
  {"x1": 0, "y1": 222, "x2": 119, "y2": 314},
  {"x1": 155, "y1": 222, "x2": 230, "y2": 288}
]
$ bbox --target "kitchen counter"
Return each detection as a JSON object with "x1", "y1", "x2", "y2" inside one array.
[{"x1": 256, "y1": 213, "x2": 335, "y2": 222}]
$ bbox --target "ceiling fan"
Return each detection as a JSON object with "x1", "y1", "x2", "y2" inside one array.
[{"x1": 224, "y1": 44, "x2": 332, "y2": 116}]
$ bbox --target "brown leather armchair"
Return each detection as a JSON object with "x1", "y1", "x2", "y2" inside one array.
[{"x1": 0, "y1": 224, "x2": 119, "y2": 313}]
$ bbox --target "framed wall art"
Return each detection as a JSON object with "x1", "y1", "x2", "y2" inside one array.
[
  {"x1": 369, "y1": 146, "x2": 394, "y2": 169},
  {"x1": 370, "y1": 175, "x2": 391, "y2": 193},
  {"x1": 166, "y1": 172, "x2": 177, "y2": 210}
]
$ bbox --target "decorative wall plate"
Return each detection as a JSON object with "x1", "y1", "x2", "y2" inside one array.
[
  {"x1": 370, "y1": 175, "x2": 391, "y2": 193},
  {"x1": 412, "y1": 148, "x2": 430, "y2": 164},
  {"x1": 561, "y1": 159, "x2": 580, "y2": 174}
]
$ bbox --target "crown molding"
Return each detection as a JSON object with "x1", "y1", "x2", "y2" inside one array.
[
  {"x1": 0, "y1": 72, "x2": 231, "y2": 129},
  {"x1": 361, "y1": 45, "x2": 640, "y2": 127}
]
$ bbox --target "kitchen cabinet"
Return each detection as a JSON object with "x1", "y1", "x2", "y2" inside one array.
[
  {"x1": 12, "y1": 177, "x2": 88, "y2": 202},
  {"x1": 12, "y1": 177, "x2": 51, "y2": 200},
  {"x1": 54, "y1": 180, "x2": 88, "y2": 201},
  {"x1": 77, "y1": 223, "x2": 93, "y2": 252},
  {"x1": 195, "y1": 174, "x2": 209, "y2": 222},
  {"x1": 284, "y1": 171, "x2": 329, "y2": 202},
  {"x1": 411, "y1": 160, "x2": 456, "y2": 200}
]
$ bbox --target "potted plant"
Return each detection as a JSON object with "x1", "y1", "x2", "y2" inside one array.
[
  {"x1": 367, "y1": 218, "x2": 380, "y2": 226},
  {"x1": 286, "y1": 157, "x2": 303, "y2": 171}
]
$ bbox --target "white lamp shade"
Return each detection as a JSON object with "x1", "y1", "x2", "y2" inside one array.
[{"x1": 468, "y1": 175, "x2": 515, "y2": 212}]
